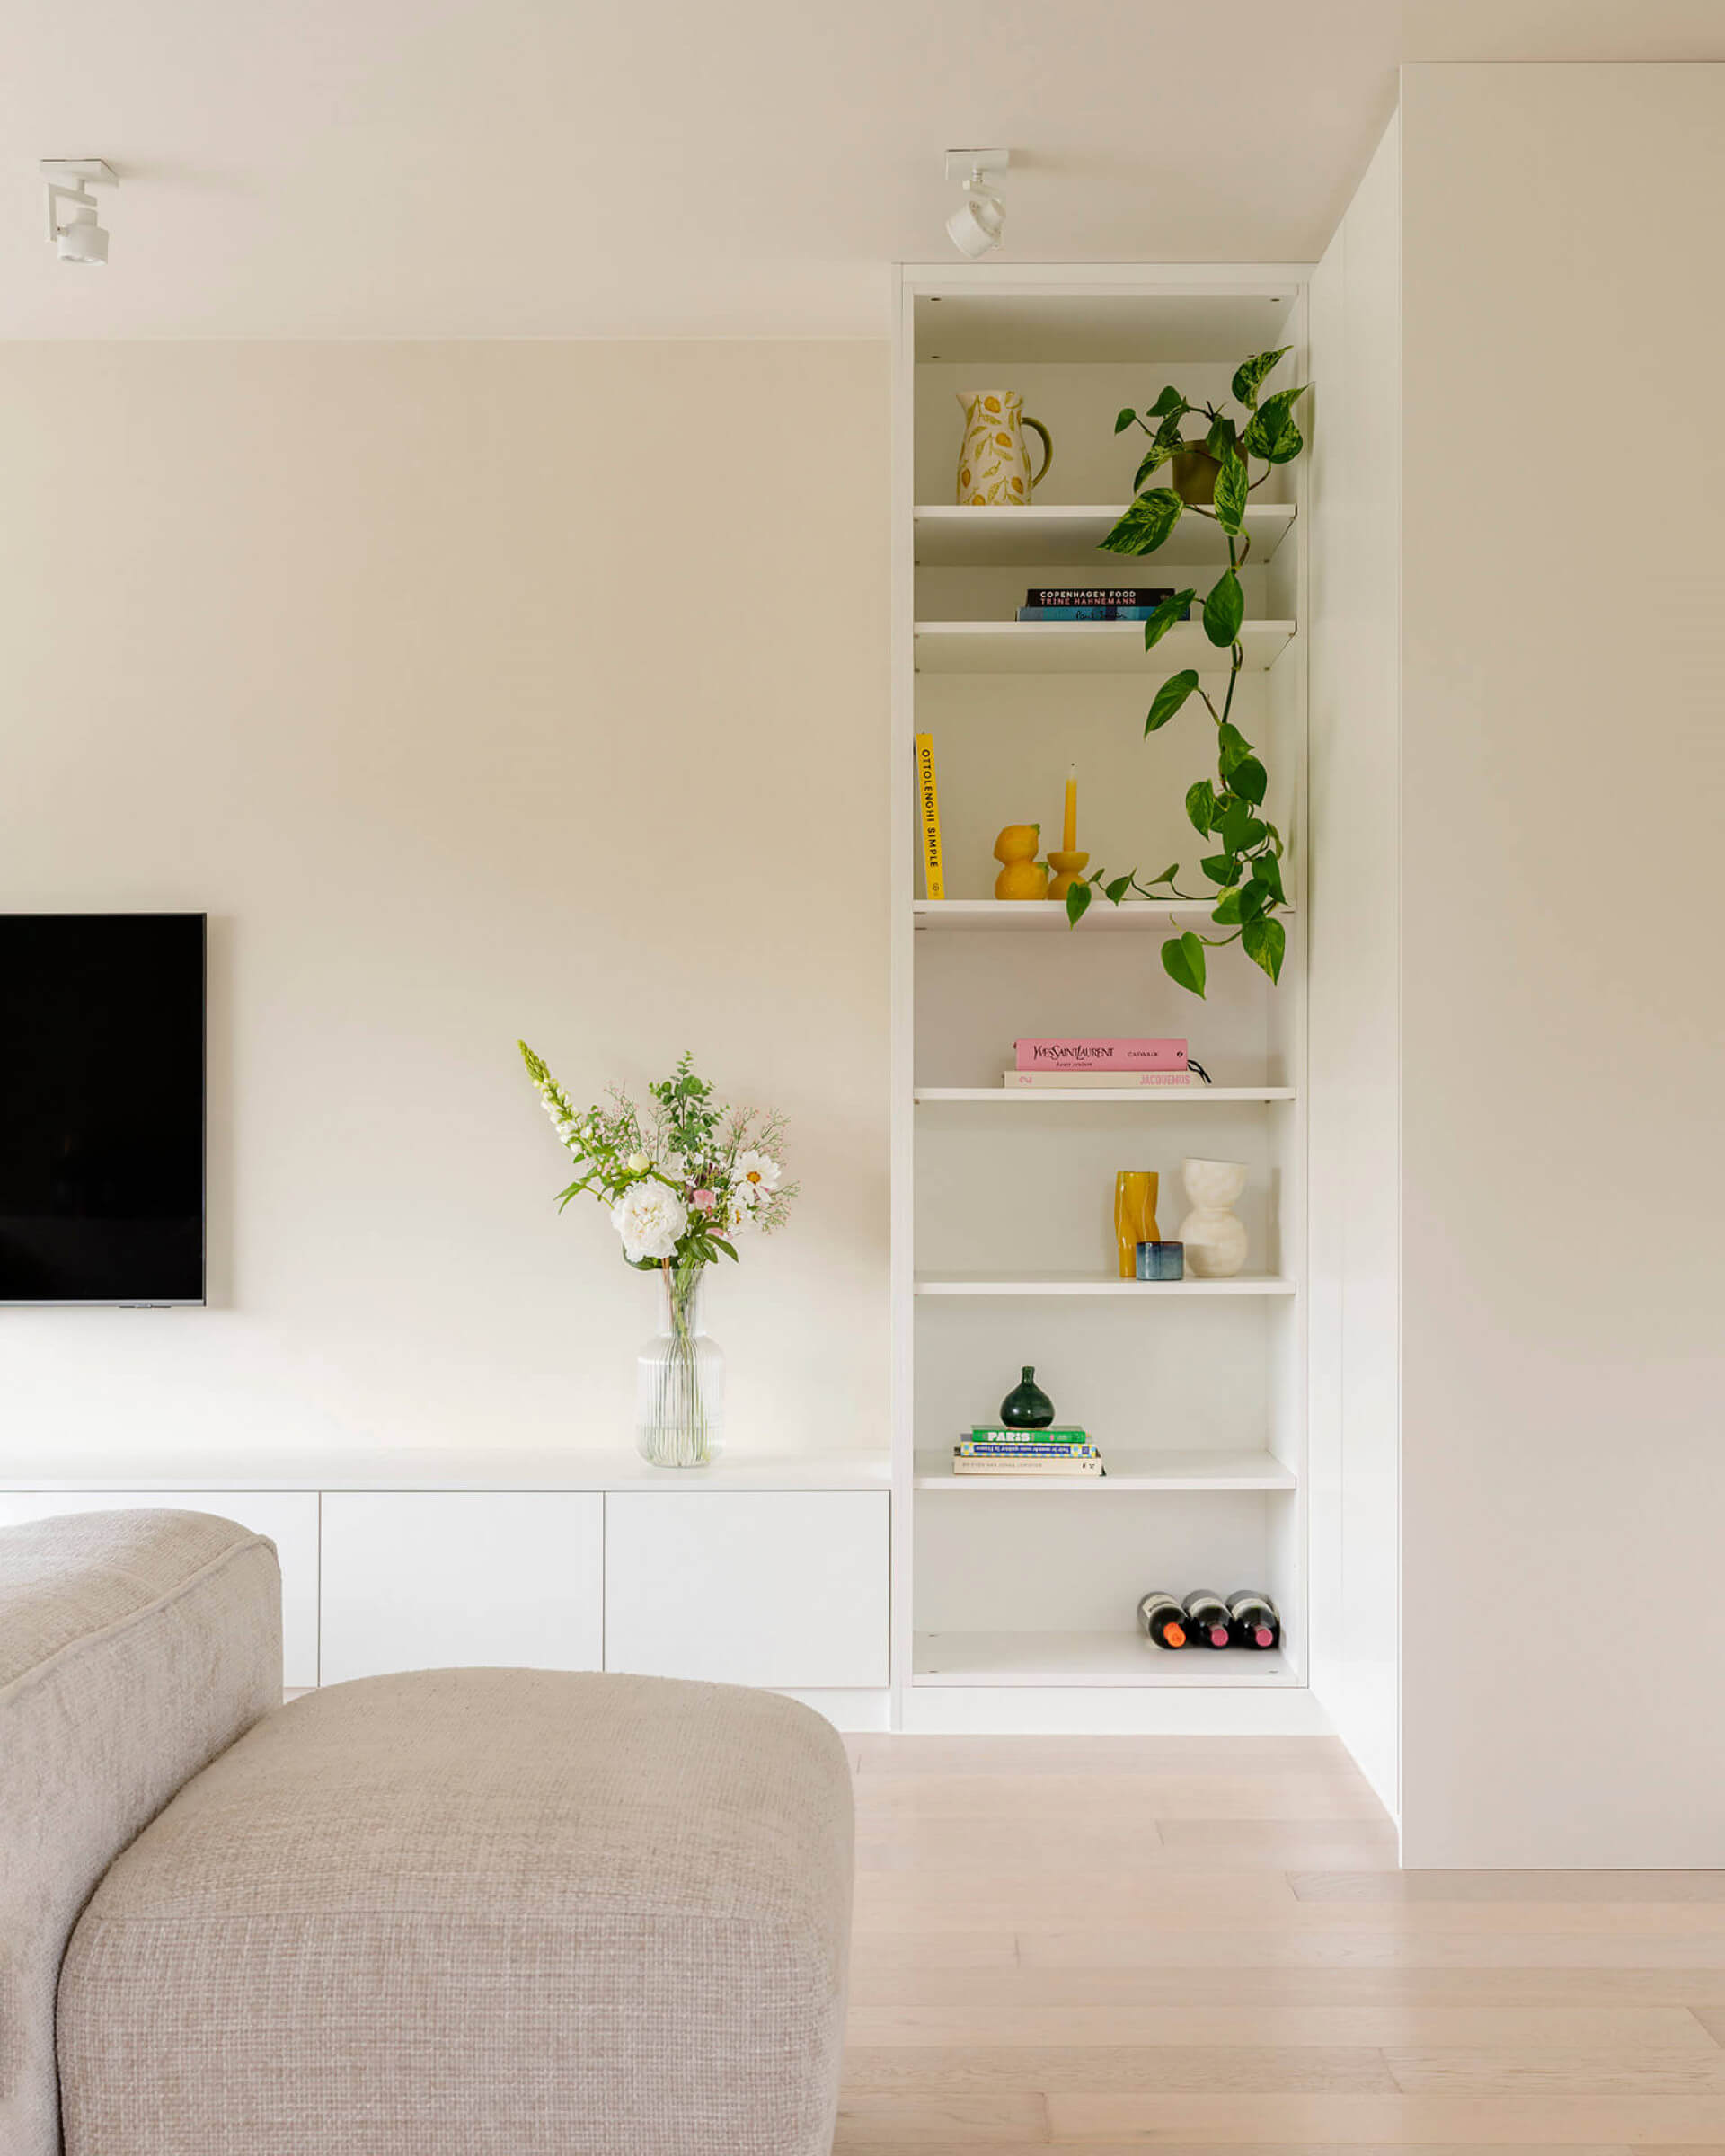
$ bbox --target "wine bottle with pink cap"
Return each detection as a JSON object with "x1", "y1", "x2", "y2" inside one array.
[
  {"x1": 1182, "y1": 1589, "x2": 1234, "y2": 1649},
  {"x1": 1226, "y1": 1589, "x2": 1281, "y2": 1650}
]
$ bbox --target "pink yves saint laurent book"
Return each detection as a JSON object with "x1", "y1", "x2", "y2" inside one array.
[
  {"x1": 1002, "y1": 1070, "x2": 1197, "y2": 1089},
  {"x1": 1013, "y1": 1038, "x2": 1189, "y2": 1072}
]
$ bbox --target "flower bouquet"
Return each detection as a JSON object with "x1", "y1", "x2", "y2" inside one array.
[{"x1": 518, "y1": 1044, "x2": 798, "y2": 1466}]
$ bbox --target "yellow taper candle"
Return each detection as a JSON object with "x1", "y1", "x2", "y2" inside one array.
[{"x1": 1062, "y1": 765, "x2": 1077, "y2": 853}]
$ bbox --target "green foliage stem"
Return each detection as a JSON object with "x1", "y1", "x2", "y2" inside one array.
[{"x1": 1077, "y1": 347, "x2": 1309, "y2": 996}]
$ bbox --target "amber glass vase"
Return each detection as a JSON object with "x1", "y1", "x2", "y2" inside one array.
[{"x1": 1113, "y1": 1171, "x2": 1161, "y2": 1279}]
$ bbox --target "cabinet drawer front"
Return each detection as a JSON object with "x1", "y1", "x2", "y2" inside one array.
[
  {"x1": 604, "y1": 1489, "x2": 889, "y2": 1690},
  {"x1": 0, "y1": 1490, "x2": 320, "y2": 1691},
  {"x1": 319, "y1": 1490, "x2": 603, "y2": 1684}
]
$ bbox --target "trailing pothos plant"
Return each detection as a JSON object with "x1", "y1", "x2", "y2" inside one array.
[{"x1": 1064, "y1": 347, "x2": 1309, "y2": 998}]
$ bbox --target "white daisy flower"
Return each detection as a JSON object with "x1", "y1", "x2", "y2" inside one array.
[
  {"x1": 733, "y1": 1150, "x2": 782, "y2": 1199},
  {"x1": 612, "y1": 1181, "x2": 687, "y2": 1264}
]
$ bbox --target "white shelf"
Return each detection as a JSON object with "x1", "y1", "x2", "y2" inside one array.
[
  {"x1": 915, "y1": 1272, "x2": 1296, "y2": 1298},
  {"x1": 914, "y1": 501, "x2": 1296, "y2": 568},
  {"x1": 915, "y1": 617, "x2": 1296, "y2": 675},
  {"x1": 914, "y1": 899, "x2": 1296, "y2": 932},
  {"x1": 914, "y1": 1085, "x2": 1295, "y2": 1103},
  {"x1": 915, "y1": 1447, "x2": 1296, "y2": 1492},
  {"x1": 912, "y1": 1630, "x2": 1296, "y2": 1688}
]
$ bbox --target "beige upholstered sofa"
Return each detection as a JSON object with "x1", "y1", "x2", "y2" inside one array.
[{"x1": 1, "y1": 1507, "x2": 854, "y2": 2156}]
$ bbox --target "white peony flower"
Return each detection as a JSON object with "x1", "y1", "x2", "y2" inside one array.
[
  {"x1": 613, "y1": 1180, "x2": 688, "y2": 1263},
  {"x1": 733, "y1": 1150, "x2": 782, "y2": 1198}
]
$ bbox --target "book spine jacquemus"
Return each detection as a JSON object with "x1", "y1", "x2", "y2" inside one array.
[{"x1": 915, "y1": 733, "x2": 944, "y2": 901}]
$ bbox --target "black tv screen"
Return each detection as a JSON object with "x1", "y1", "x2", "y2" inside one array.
[{"x1": 0, "y1": 914, "x2": 206, "y2": 1305}]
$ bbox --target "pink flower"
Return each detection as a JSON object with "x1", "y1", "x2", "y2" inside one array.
[{"x1": 693, "y1": 1188, "x2": 717, "y2": 1211}]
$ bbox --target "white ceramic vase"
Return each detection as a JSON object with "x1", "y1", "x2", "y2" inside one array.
[{"x1": 1177, "y1": 1157, "x2": 1249, "y2": 1278}]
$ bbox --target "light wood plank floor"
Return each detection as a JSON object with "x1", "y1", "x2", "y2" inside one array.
[{"x1": 839, "y1": 1734, "x2": 1725, "y2": 2152}]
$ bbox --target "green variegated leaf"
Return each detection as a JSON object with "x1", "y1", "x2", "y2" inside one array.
[
  {"x1": 1102, "y1": 490, "x2": 1185, "y2": 557},
  {"x1": 1221, "y1": 799, "x2": 1267, "y2": 854},
  {"x1": 1213, "y1": 450, "x2": 1249, "y2": 536},
  {"x1": 1211, "y1": 888, "x2": 1243, "y2": 924},
  {"x1": 1205, "y1": 414, "x2": 1238, "y2": 462},
  {"x1": 1243, "y1": 915, "x2": 1287, "y2": 982},
  {"x1": 1216, "y1": 723, "x2": 1251, "y2": 776},
  {"x1": 1231, "y1": 347, "x2": 1289, "y2": 409},
  {"x1": 1230, "y1": 754, "x2": 1268, "y2": 805},
  {"x1": 1162, "y1": 932, "x2": 1207, "y2": 998},
  {"x1": 1185, "y1": 779, "x2": 1217, "y2": 835},
  {"x1": 1251, "y1": 850, "x2": 1285, "y2": 904},
  {"x1": 1114, "y1": 407, "x2": 1137, "y2": 434},
  {"x1": 1201, "y1": 852, "x2": 1242, "y2": 886},
  {"x1": 1144, "y1": 589, "x2": 1197, "y2": 649},
  {"x1": 1132, "y1": 439, "x2": 1174, "y2": 490},
  {"x1": 1235, "y1": 879, "x2": 1268, "y2": 923},
  {"x1": 1065, "y1": 879, "x2": 1092, "y2": 927},
  {"x1": 1242, "y1": 384, "x2": 1309, "y2": 464},
  {"x1": 1145, "y1": 667, "x2": 1200, "y2": 732},
  {"x1": 1202, "y1": 568, "x2": 1244, "y2": 648},
  {"x1": 1148, "y1": 384, "x2": 1184, "y2": 418}
]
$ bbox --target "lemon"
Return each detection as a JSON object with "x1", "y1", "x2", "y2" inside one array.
[
  {"x1": 995, "y1": 859, "x2": 1049, "y2": 901},
  {"x1": 993, "y1": 823, "x2": 1040, "y2": 864}
]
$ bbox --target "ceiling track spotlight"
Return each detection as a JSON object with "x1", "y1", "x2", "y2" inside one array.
[
  {"x1": 41, "y1": 159, "x2": 117, "y2": 266},
  {"x1": 944, "y1": 148, "x2": 1009, "y2": 259}
]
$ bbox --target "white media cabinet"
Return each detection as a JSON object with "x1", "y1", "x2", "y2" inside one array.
[{"x1": 0, "y1": 1452, "x2": 892, "y2": 1729}]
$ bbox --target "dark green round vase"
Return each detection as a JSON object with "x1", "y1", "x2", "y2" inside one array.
[{"x1": 999, "y1": 1365, "x2": 1054, "y2": 1429}]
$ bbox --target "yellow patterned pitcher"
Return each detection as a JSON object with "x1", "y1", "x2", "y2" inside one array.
[{"x1": 956, "y1": 390, "x2": 1053, "y2": 506}]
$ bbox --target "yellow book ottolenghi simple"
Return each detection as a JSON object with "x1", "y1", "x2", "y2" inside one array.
[{"x1": 916, "y1": 732, "x2": 944, "y2": 900}]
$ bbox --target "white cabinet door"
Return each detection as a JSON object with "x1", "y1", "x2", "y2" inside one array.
[
  {"x1": 319, "y1": 1490, "x2": 604, "y2": 1684},
  {"x1": 0, "y1": 1490, "x2": 321, "y2": 1690},
  {"x1": 604, "y1": 1490, "x2": 889, "y2": 1690}
]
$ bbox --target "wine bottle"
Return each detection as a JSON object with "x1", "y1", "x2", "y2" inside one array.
[
  {"x1": 1137, "y1": 1591, "x2": 1189, "y2": 1649},
  {"x1": 1182, "y1": 1589, "x2": 1234, "y2": 1649},
  {"x1": 1226, "y1": 1589, "x2": 1281, "y2": 1650}
]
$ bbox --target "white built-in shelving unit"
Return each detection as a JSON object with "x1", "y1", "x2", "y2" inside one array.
[{"x1": 891, "y1": 264, "x2": 1317, "y2": 1733}]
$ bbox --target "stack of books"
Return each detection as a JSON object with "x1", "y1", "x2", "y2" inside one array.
[
  {"x1": 1004, "y1": 1037, "x2": 1197, "y2": 1089},
  {"x1": 953, "y1": 1427, "x2": 1106, "y2": 1478},
  {"x1": 1013, "y1": 586, "x2": 1192, "y2": 623}
]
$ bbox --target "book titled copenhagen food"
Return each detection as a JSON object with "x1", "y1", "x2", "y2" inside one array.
[
  {"x1": 1015, "y1": 1038, "x2": 1188, "y2": 1073},
  {"x1": 1024, "y1": 587, "x2": 1176, "y2": 606},
  {"x1": 915, "y1": 731, "x2": 943, "y2": 900},
  {"x1": 1017, "y1": 585, "x2": 1190, "y2": 623}
]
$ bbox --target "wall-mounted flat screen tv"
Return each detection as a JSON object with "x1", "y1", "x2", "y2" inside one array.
[{"x1": 0, "y1": 913, "x2": 206, "y2": 1305}]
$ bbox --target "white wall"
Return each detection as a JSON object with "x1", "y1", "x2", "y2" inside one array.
[
  {"x1": 1307, "y1": 114, "x2": 1402, "y2": 1823},
  {"x1": 1398, "y1": 65, "x2": 1725, "y2": 1864},
  {"x1": 0, "y1": 343, "x2": 889, "y2": 1461}
]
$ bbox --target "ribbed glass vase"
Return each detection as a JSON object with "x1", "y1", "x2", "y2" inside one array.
[{"x1": 635, "y1": 1263, "x2": 724, "y2": 1468}]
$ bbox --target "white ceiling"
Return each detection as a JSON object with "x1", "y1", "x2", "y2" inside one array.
[{"x1": 4, "y1": 0, "x2": 1724, "y2": 339}]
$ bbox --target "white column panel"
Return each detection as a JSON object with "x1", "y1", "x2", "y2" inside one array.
[
  {"x1": 319, "y1": 1490, "x2": 602, "y2": 1683},
  {"x1": 0, "y1": 1489, "x2": 320, "y2": 1690},
  {"x1": 1306, "y1": 111, "x2": 1402, "y2": 1825},
  {"x1": 605, "y1": 1490, "x2": 889, "y2": 1689},
  {"x1": 1399, "y1": 64, "x2": 1725, "y2": 1865}
]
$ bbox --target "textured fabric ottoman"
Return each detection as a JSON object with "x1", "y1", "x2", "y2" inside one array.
[
  {"x1": 58, "y1": 1666, "x2": 854, "y2": 2156},
  {"x1": 0, "y1": 1509, "x2": 281, "y2": 2156}
]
